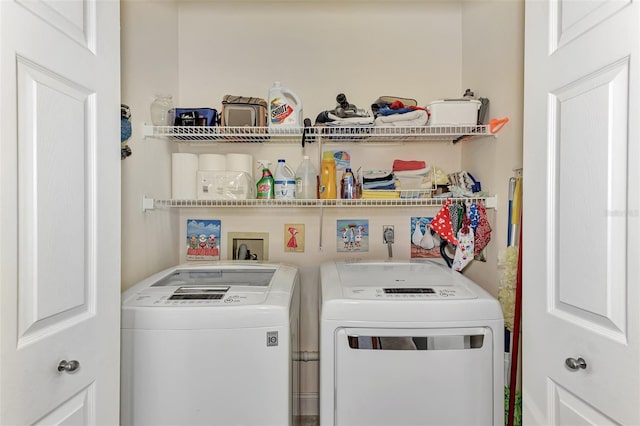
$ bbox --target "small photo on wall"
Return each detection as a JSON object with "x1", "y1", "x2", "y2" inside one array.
[
  {"x1": 337, "y1": 219, "x2": 369, "y2": 252},
  {"x1": 410, "y1": 216, "x2": 440, "y2": 259},
  {"x1": 186, "y1": 219, "x2": 221, "y2": 261},
  {"x1": 284, "y1": 224, "x2": 305, "y2": 253}
]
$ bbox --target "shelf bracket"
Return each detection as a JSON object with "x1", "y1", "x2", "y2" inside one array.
[
  {"x1": 142, "y1": 123, "x2": 154, "y2": 139},
  {"x1": 142, "y1": 196, "x2": 155, "y2": 212},
  {"x1": 484, "y1": 195, "x2": 498, "y2": 210}
]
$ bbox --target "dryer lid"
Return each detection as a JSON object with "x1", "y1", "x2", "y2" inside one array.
[
  {"x1": 335, "y1": 261, "x2": 477, "y2": 300},
  {"x1": 336, "y1": 261, "x2": 459, "y2": 286}
]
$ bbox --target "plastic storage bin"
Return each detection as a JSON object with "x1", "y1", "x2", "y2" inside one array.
[{"x1": 427, "y1": 99, "x2": 481, "y2": 125}]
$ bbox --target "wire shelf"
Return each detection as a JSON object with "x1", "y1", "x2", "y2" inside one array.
[
  {"x1": 143, "y1": 125, "x2": 308, "y2": 143},
  {"x1": 143, "y1": 124, "x2": 493, "y2": 143},
  {"x1": 145, "y1": 196, "x2": 497, "y2": 210}
]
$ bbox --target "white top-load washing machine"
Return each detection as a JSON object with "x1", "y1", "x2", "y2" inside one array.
[
  {"x1": 320, "y1": 260, "x2": 504, "y2": 426},
  {"x1": 121, "y1": 262, "x2": 300, "y2": 426}
]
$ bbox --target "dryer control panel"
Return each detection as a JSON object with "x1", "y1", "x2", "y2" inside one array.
[{"x1": 346, "y1": 286, "x2": 476, "y2": 300}]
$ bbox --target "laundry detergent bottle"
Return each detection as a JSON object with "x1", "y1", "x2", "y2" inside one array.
[
  {"x1": 256, "y1": 160, "x2": 275, "y2": 199},
  {"x1": 268, "y1": 81, "x2": 303, "y2": 128},
  {"x1": 320, "y1": 151, "x2": 337, "y2": 199},
  {"x1": 274, "y1": 159, "x2": 296, "y2": 199}
]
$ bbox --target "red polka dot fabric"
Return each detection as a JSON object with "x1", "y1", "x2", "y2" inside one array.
[{"x1": 429, "y1": 198, "x2": 459, "y2": 246}]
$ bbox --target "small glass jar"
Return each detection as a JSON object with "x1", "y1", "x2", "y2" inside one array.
[{"x1": 150, "y1": 94, "x2": 174, "y2": 126}]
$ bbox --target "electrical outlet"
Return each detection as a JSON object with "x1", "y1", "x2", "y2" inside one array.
[{"x1": 383, "y1": 225, "x2": 394, "y2": 243}]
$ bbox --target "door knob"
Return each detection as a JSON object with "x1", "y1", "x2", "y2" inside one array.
[
  {"x1": 565, "y1": 357, "x2": 587, "y2": 371},
  {"x1": 57, "y1": 359, "x2": 80, "y2": 373}
]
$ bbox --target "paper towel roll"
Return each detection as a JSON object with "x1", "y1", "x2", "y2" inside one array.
[
  {"x1": 199, "y1": 154, "x2": 226, "y2": 171},
  {"x1": 172, "y1": 153, "x2": 198, "y2": 199},
  {"x1": 226, "y1": 153, "x2": 254, "y2": 180}
]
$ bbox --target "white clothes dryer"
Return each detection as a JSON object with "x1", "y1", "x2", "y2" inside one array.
[
  {"x1": 320, "y1": 260, "x2": 504, "y2": 426},
  {"x1": 121, "y1": 262, "x2": 300, "y2": 426}
]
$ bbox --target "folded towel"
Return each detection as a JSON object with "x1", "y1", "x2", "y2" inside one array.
[
  {"x1": 393, "y1": 159, "x2": 427, "y2": 171},
  {"x1": 362, "y1": 170, "x2": 393, "y2": 180},
  {"x1": 396, "y1": 175, "x2": 432, "y2": 190},
  {"x1": 363, "y1": 182, "x2": 396, "y2": 190},
  {"x1": 374, "y1": 109, "x2": 428, "y2": 127},
  {"x1": 363, "y1": 173, "x2": 394, "y2": 183},
  {"x1": 378, "y1": 106, "x2": 414, "y2": 115},
  {"x1": 362, "y1": 190, "x2": 400, "y2": 199},
  {"x1": 394, "y1": 167, "x2": 430, "y2": 177},
  {"x1": 393, "y1": 168, "x2": 426, "y2": 176},
  {"x1": 363, "y1": 171, "x2": 395, "y2": 190},
  {"x1": 326, "y1": 112, "x2": 374, "y2": 126}
]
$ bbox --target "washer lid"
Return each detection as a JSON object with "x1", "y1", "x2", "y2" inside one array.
[
  {"x1": 150, "y1": 268, "x2": 275, "y2": 288},
  {"x1": 123, "y1": 266, "x2": 279, "y2": 307}
]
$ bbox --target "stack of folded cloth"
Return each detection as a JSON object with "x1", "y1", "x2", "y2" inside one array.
[
  {"x1": 315, "y1": 109, "x2": 374, "y2": 127},
  {"x1": 325, "y1": 115, "x2": 374, "y2": 127},
  {"x1": 392, "y1": 160, "x2": 432, "y2": 195},
  {"x1": 362, "y1": 190, "x2": 400, "y2": 199},
  {"x1": 361, "y1": 170, "x2": 398, "y2": 199},
  {"x1": 373, "y1": 100, "x2": 428, "y2": 127}
]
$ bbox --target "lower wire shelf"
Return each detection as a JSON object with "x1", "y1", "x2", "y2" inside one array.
[{"x1": 143, "y1": 195, "x2": 497, "y2": 211}]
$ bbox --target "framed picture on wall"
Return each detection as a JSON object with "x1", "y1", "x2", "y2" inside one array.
[
  {"x1": 186, "y1": 219, "x2": 221, "y2": 261},
  {"x1": 336, "y1": 219, "x2": 368, "y2": 252}
]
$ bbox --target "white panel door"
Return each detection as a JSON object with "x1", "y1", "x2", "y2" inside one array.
[
  {"x1": 523, "y1": 0, "x2": 639, "y2": 424},
  {"x1": 0, "y1": 0, "x2": 121, "y2": 424}
]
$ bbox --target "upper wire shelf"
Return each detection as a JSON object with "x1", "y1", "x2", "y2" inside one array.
[{"x1": 142, "y1": 124, "x2": 493, "y2": 143}]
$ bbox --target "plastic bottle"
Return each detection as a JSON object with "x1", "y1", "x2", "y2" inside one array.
[
  {"x1": 320, "y1": 151, "x2": 337, "y2": 199},
  {"x1": 341, "y1": 167, "x2": 356, "y2": 199},
  {"x1": 274, "y1": 159, "x2": 296, "y2": 199},
  {"x1": 295, "y1": 156, "x2": 318, "y2": 199},
  {"x1": 256, "y1": 160, "x2": 275, "y2": 199},
  {"x1": 268, "y1": 81, "x2": 303, "y2": 128},
  {"x1": 150, "y1": 94, "x2": 174, "y2": 126}
]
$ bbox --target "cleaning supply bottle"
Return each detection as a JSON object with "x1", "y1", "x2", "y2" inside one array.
[
  {"x1": 274, "y1": 159, "x2": 296, "y2": 199},
  {"x1": 320, "y1": 151, "x2": 337, "y2": 199},
  {"x1": 341, "y1": 167, "x2": 356, "y2": 199},
  {"x1": 256, "y1": 160, "x2": 275, "y2": 199},
  {"x1": 295, "y1": 155, "x2": 318, "y2": 199},
  {"x1": 268, "y1": 81, "x2": 303, "y2": 128}
]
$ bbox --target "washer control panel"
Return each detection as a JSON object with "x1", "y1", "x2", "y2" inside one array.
[{"x1": 130, "y1": 286, "x2": 268, "y2": 306}]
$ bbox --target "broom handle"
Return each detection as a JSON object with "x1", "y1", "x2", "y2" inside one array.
[
  {"x1": 507, "y1": 177, "x2": 515, "y2": 246},
  {"x1": 507, "y1": 222, "x2": 523, "y2": 426}
]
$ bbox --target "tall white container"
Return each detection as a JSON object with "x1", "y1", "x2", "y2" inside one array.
[
  {"x1": 274, "y1": 159, "x2": 296, "y2": 199},
  {"x1": 268, "y1": 81, "x2": 303, "y2": 128},
  {"x1": 295, "y1": 156, "x2": 318, "y2": 199}
]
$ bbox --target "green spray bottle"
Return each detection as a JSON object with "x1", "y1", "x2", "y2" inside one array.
[{"x1": 256, "y1": 160, "x2": 275, "y2": 199}]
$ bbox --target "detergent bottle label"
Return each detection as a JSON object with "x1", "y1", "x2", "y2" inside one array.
[{"x1": 270, "y1": 98, "x2": 294, "y2": 124}]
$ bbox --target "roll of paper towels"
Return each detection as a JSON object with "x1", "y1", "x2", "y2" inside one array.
[
  {"x1": 226, "y1": 153, "x2": 254, "y2": 180},
  {"x1": 172, "y1": 153, "x2": 198, "y2": 199},
  {"x1": 199, "y1": 154, "x2": 226, "y2": 171}
]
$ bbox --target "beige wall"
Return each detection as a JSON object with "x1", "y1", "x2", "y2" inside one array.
[
  {"x1": 120, "y1": 0, "x2": 524, "y2": 414},
  {"x1": 460, "y1": 0, "x2": 525, "y2": 290},
  {"x1": 121, "y1": 0, "x2": 181, "y2": 286}
]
